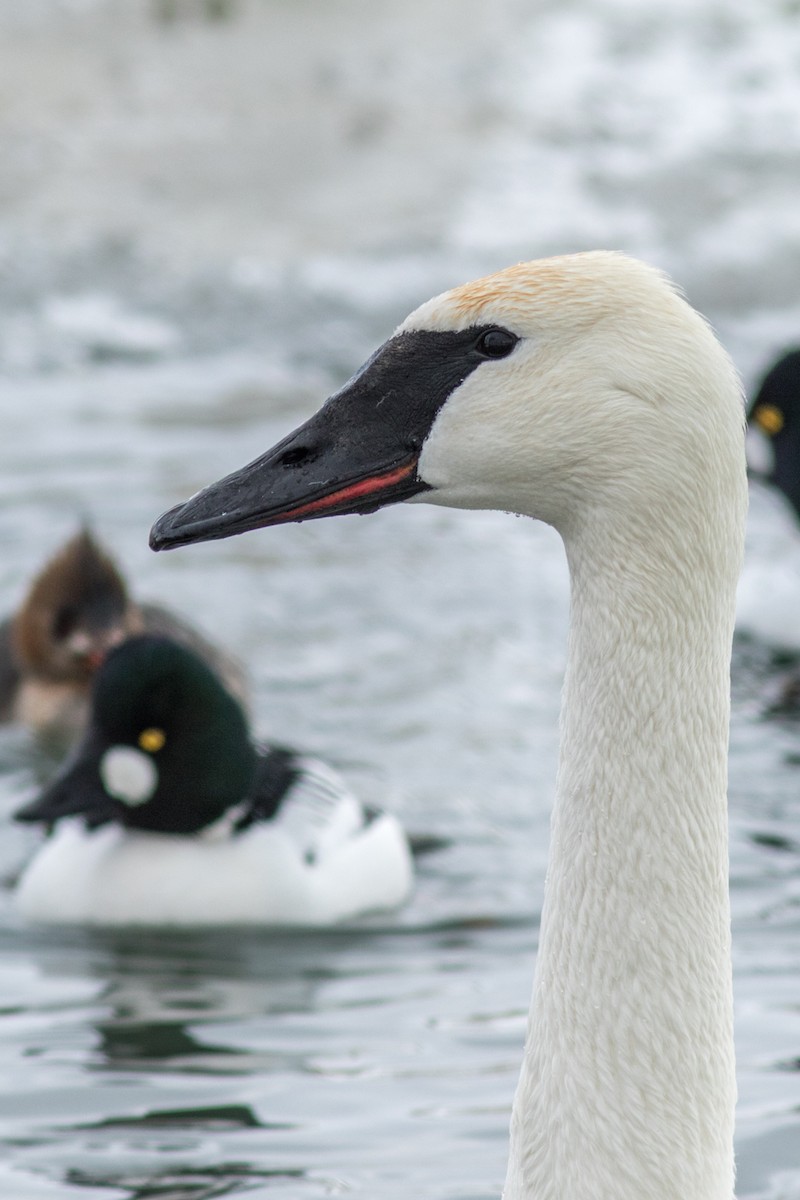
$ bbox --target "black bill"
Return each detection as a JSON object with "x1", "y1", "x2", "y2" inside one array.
[{"x1": 149, "y1": 324, "x2": 504, "y2": 550}]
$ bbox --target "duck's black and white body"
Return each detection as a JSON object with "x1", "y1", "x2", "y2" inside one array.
[
  {"x1": 14, "y1": 635, "x2": 412, "y2": 926},
  {"x1": 152, "y1": 253, "x2": 747, "y2": 1199},
  {"x1": 0, "y1": 530, "x2": 248, "y2": 742}
]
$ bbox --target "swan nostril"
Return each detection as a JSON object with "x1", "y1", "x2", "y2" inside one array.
[{"x1": 278, "y1": 445, "x2": 316, "y2": 468}]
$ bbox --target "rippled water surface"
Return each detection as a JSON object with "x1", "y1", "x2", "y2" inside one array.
[{"x1": 1, "y1": 1, "x2": 800, "y2": 1196}]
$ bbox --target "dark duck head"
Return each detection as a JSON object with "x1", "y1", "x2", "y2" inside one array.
[
  {"x1": 15, "y1": 634, "x2": 263, "y2": 835},
  {"x1": 748, "y1": 349, "x2": 800, "y2": 521},
  {"x1": 13, "y1": 529, "x2": 142, "y2": 685}
]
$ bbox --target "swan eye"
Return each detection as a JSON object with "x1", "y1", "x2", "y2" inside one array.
[{"x1": 474, "y1": 327, "x2": 518, "y2": 360}]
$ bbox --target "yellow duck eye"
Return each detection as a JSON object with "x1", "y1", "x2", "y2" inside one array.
[
  {"x1": 138, "y1": 727, "x2": 166, "y2": 753},
  {"x1": 753, "y1": 404, "x2": 784, "y2": 435}
]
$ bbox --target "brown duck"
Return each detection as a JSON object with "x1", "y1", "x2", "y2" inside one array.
[{"x1": 0, "y1": 530, "x2": 248, "y2": 741}]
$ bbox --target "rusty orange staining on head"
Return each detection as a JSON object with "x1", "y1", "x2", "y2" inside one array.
[
  {"x1": 402, "y1": 253, "x2": 659, "y2": 337},
  {"x1": 446, "y1": 261, "x2": 560, "y2": 322}
]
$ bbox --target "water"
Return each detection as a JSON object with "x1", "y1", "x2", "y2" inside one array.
[{"x1": 0, "y1": 0, "x2": 799, "y2": 1195}]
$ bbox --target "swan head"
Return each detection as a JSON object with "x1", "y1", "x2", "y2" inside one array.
[{"x1": 150, "y1": 252, "x2": 746, "y2": 549}]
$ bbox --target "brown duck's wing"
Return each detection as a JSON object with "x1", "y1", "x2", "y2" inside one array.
[
  {"x1": 0, "y1": 616, "x2": 21, "y2": 720},
  {"x1": 138, "y1": 601, "x2": 250, "y2": 709}
]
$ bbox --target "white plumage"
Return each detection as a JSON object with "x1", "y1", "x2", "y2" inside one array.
[{"x1": 150, "y1": 251, "x2": 748, "y2": 1197}]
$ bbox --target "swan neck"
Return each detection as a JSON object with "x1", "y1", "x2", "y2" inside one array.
[{"x1": 505, "y1": 516, "x2": 739, "y2": 1200}]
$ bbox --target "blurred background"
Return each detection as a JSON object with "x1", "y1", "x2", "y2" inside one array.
[{"x1": 0, "y1": 0, "x2": 799, "y2": 1197}]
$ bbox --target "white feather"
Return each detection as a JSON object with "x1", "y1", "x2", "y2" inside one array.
[{"x1": 99, "y1": 746, "x2": 158, "y2": 806}]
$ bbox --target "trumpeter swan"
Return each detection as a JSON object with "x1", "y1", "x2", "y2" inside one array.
[
  {"x1": 151, "y1": 252, "x2": 747, "y2": 1199},
  {"x1": 15, "y1": 634, "x2": 412, "y2": 926}
]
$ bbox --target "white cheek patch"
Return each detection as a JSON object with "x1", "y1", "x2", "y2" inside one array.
[
  {"x1": 745, "y1": 425, "x2": 775, "y2": 476},
  {"x1": 100, "y1": 745, "x2": 159, "y2": 807}
]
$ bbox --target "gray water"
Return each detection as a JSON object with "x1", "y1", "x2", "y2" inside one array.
[{"x1": 0, "y1": 1, "x2": 799, "y2": 1196}]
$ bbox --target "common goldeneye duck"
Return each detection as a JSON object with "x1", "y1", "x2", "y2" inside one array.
[
  {"x1": 14, "y1": 634, "x2": 413, "y2": 926},
  {"x1": 0, "y1": 529, "x2": 247, "y2": 743},
  {"x1": 734, "y1": 350, "x2": 800, "y2": 655},
  {"x1": 747, "y1": 348, "x2": 800, "y2": 519}
]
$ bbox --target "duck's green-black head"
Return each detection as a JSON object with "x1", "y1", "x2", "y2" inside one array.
[
  {"x1": 749, "y1": 348, "x2": 800, "y2": 521},
  {"x1": 15, "y1": 635, "x2": 257, "y2": 834}
]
